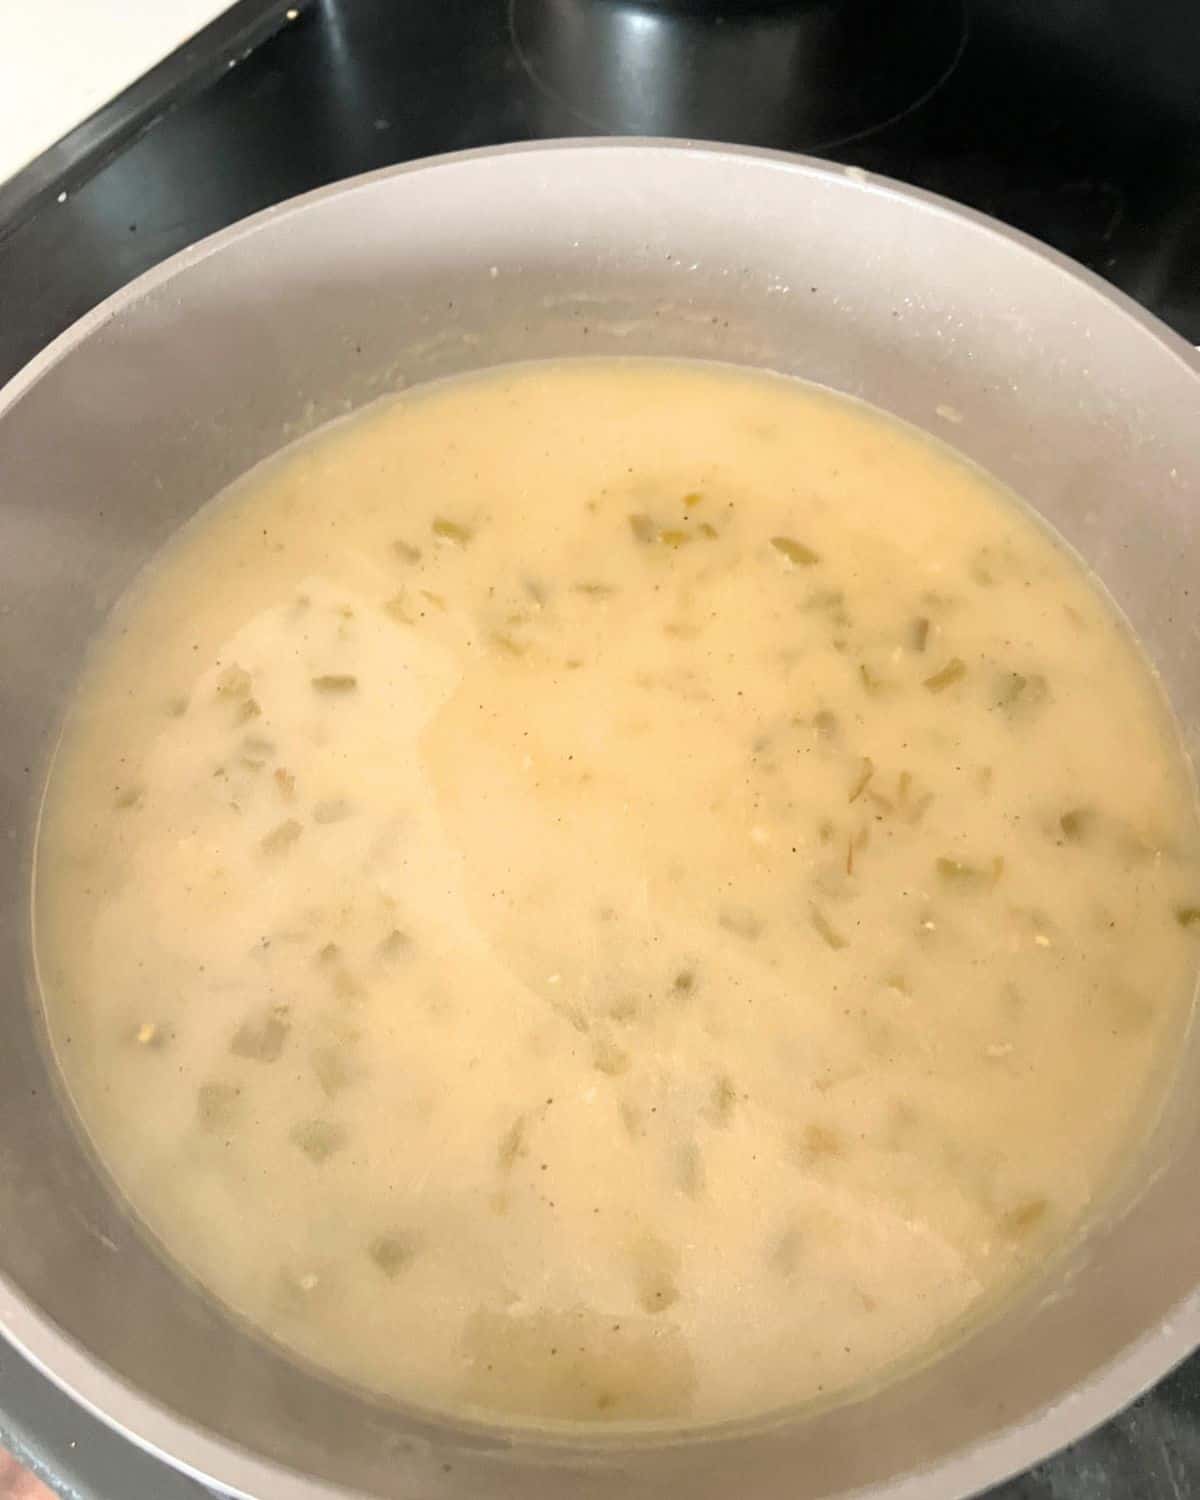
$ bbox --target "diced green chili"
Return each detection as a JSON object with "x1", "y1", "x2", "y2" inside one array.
[
  {"x1": 999, "y1": 1196, "x2": 1049, "y2": 1237},
  {"x1": 379, "y1": 928, "x2": 411, "y2": 959},
  {"x1": 935, "y1": 856, "x2": 1002, "y2": 887},
  {"x1": 431, "y1": 517, "x2": 472, "y2": 546},
  {"x1": 719, "y1": 907, "x2": 764, "y2": 940},
  {"x1": 705, "y1": 1074, "x2": 737, "y2": 1126},
  {"x1": 1059, "y1": 808, "x2": 1095, "y2": 842},
  {"x1": 231, "y1": 1009, "x2": 290, "y2": 1063},
  {"x1": 290, "y1": 1119, "x2": 349, "y2": 1162},
  {"x1": 676, "y1": 1141, "x2": 705, "y2": 1197},
  {"x1": 628, "y1": 513, "x2": 656, "y2": 543},
  {"x1": 196, "y1": 1081, "x2": 240, "y2": 1131},
  {"x1": 215, "y1": 665, "x2": 252, "y2": 700},
  {"x1": 770, "y1": 536, "x2": 820, "y2": 567},
  {"x1": 368, "y1": 1233, "x2": 418, "y2": 1279},
  {"x1": 497, "y1": 1114, "x2": 528, "y2": 1170},
  {"x1": 859, "y1": 663, "x2": 884, "y2": 695},
  {"x1": 924, "y1": 657, "x2": 966, "y2": 692},
  {"x1": 848, "y1": 757, "x2": 875, "y2": 803},
  {"x1": 311, "y1": 1045, "x2": 356, "y2": 1098},
  {"x1": 261, "y1": 818, "x2": 303, "y2": 855},
  {"x1": 810, "y1": 905, "x2": 848, "y2": 950}
]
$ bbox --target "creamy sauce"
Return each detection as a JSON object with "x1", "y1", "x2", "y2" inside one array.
[{"x1": 35, "y1": 359, "x2": 1200, "y2": 1426}]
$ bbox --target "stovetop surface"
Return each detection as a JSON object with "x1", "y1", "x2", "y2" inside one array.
[{"x1": 1, "y1": 0, "x2": 1198, "y2": 1494}]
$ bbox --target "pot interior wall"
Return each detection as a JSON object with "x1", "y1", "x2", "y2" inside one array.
[{"x1": 1, "y1": 144, "x2": 1198, "y2": 1500}]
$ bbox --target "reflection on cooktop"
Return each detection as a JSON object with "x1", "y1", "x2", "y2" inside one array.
[{"x1": 509, "y1": 0, "x2": 966, "y2": 149}]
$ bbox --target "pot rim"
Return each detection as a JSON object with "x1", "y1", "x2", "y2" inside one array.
[{"x1": 2, "y1": 135, "x2": 1198, "y2": 1500}]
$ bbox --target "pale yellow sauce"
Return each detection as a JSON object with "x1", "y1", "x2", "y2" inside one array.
[{"x1": 35, "y1": 359, "x2": 1200, "y2": 1426}]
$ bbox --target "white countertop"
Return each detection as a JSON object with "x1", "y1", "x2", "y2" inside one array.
[{"x1": 0, "y1": 0, "x2": 236, "y2": 185}]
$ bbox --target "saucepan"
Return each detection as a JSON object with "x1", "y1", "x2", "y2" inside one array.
[{"x1": 0, "y1": 140, "x2": 1198, "y2": 1500}]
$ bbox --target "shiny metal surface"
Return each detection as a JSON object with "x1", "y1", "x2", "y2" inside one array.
[
  {"x1": 0, "y1": 141, "x2": 1198, "y2": 1500},
  {"x1": 508, "y1": 0, "x2": 966, "y2": 148}
]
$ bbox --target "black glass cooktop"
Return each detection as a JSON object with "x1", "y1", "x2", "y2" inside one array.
[{"x1": 0, "y1": 1, "x2": 1198, "y2": 1495}]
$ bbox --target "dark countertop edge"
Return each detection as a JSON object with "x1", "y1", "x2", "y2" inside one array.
[{"x1": 0, "y1": 0, "x2": 311, "y2": 241}]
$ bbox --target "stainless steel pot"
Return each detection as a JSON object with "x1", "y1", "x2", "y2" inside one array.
[{"x1": 1, "y1": 140, "x2": 1198, "y2": 1500}]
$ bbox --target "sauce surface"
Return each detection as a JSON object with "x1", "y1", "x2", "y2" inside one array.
[{"x1": 35, "y1": 359, "x2": 1200, "y2": 1425}]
